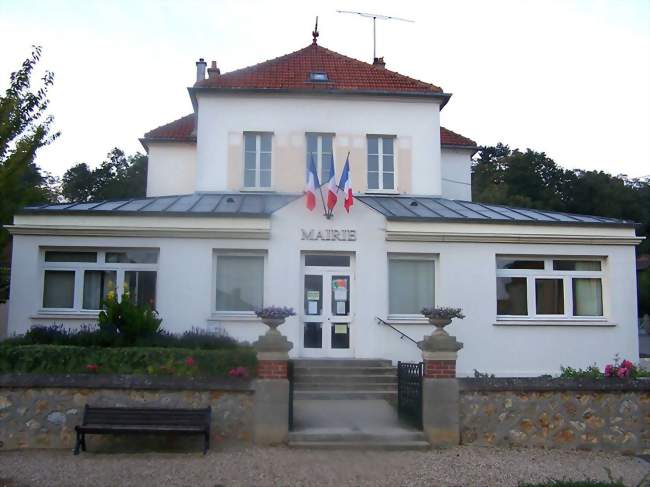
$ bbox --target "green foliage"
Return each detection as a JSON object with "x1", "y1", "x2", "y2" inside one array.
[
  {"x1": 60, "y1": 148, "x2": 147, "y2": 202},
  {"x1": 97, "y1": 292, "x2": 162, "y2": 344},
  {"x1": 0, "y1": 344, "x2": 256, "y2": 377},
  {"x1": 0, "y1": 46, "x2": 60, "y2": 248},
  {"x1": 472, "y1": 144, "x2": 650, "y2": 256},
  {"x1": 638, "y1": 268, "x2": 650, "y2": 317},
  {"x1": 559, "y1": 364, "x2": 604, "y2": 379}
]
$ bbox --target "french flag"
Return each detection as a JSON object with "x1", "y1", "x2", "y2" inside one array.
[
  {"x1": 326, "y1": 155, "x2": 338, "y2": 210},
  {"x1": 339, "y1": 155, "x2": 353, "y2": 213},
  {"x1": 305, "y1": 156, "x2": 320, "y2": 211}
]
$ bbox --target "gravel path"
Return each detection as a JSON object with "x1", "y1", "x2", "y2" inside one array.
[{"x1": 0, "y1": 446, "x2": 648, "y2": 487}]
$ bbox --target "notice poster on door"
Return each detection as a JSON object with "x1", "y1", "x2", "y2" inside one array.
[
  {"x1": 332, "y1": 278, "x2": 347, "y2": 302},
  {"x1": 334, "y1": 324, "x2": 348, "y2": 334}
]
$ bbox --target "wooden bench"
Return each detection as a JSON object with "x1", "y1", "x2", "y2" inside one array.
[{"x1": 74, "y1": 405, "x2": 211, "y2": 455}]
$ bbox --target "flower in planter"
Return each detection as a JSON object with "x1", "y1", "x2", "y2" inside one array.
[
  {"x1": 228, "y1": 366, "x2": 249, "y2": 378},
  {"x1": 603, "y1": 357, "x2": 637, "y2": 379},
  {"x1": 85, "y1": 363, "x2": 99, "y2": 373},
  {"x1": 420, "y1": 306, "x2": 465, "y2": 320},
  {"x1": 254, "y1": 306, "x2": 296, "y2": 320},
  {"x1": 185, "y1": 356, "x2": 196, "y2": 367}
]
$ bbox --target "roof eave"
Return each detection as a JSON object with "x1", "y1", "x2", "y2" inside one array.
[
  {"x1": 381, "y1": 215, "x2": 639, "y2": 228},
  {"x1": 441, "y1": 143, "x2": 479, "y2": 155},
  {"x1": 188, "y1": 86, "x2": 452, "y2": 107}
]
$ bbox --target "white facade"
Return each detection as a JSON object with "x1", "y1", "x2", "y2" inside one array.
[
  {"x1": 441, "y1": 147, "x2": 474, "y2": 201},
  {"x1": 7, "y1": 199, "x2": 641, "y2": 376},
  {"x1": 146, "y1": 142, "x2": 196, "y2": 197}
]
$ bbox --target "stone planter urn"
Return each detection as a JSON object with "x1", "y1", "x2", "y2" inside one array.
[
  {"x1": 261, "y1": 318, "x2": 285, "y2": 332},
  {"x1": 428, "y1": 317, "x2": 452, "y2": 336}
]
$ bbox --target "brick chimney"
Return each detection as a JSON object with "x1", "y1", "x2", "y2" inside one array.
[
  {"x1": 373, "y1": 57, "x2": 386, "y2": 69},
  {"x1": 195, "y1": 58, "x2": 207, "y2": 82},
  {"x1": 207, "y1": 60, "x2": 221, "y2": 79}
]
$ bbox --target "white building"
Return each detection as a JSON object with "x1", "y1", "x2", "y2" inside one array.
[{"x1": 7, "y1": 35, "x2": 642, "y2": 376}]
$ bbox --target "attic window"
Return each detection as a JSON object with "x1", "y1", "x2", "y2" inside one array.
[{"x1": 309, "y1": 71, "x2": 329, "y2": 82}]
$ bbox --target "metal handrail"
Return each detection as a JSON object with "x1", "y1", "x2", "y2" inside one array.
[{"x1": 375, "y1": 316, "x2": 419, "y2": 346}]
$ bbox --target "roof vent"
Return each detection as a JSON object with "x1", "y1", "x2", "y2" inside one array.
[
  {"x1": 309, "y1": 71, "x2": 329, "y2": 82},
  {"x1": 410, "y1": 201, "x2": 418, "y2": 207},
  {"x1": 226, "y1": 197, "x2": 235, "y2": 203},
  {"x1": 207, "y1": 60, "x2": 221, "y2": 79},
  {"x1": 195, "y1": 58, "x2": 207, "y2": 82}
]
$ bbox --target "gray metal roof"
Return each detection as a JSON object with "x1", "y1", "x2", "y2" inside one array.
[
  {"x1": 356, "y1": 195, "x2": 635, "y2": 227},
  {"x1": 21, "y1": 193, "x2": 300, "y2": 218},
  {"x1": 20, "y1": 192, "x2": 634, "y2": 227}
]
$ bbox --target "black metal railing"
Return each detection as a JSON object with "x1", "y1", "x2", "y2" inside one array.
[
  {"x1": 397, "y1": 361, "x2": 423, "y2": 430},
  {"x1": 376, "y1": 317, "x2": 419, "y2": 346},
  {"x1": 287, "y1": 360, "x2": 295, "y2": 431}
]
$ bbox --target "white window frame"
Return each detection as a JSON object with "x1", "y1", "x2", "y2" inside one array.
[
  {"x1": 243, "y1": 132, "x2": 273, "y2": 190},
  {"x1": 387, "y1": 253, "x2": 438, "y2": 322},
  {"x1": 39, "y1": 248, "x2": 159, "y2": 314},
  {"x1": 367, "y1": 135, "x2": 397, "y2": 193},
  {"x1": 211, "y1": 250, "x2": 267, "y2": 319},
  {"x1": 495, "y1": 256, "x2": 606, "y2": 322},
  {"x1": 306, "y1": 132, "x2": 334, "y2": 184}
]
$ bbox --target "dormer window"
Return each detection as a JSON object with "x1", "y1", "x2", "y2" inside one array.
[{"x1": 309, "y1": 71, "x2": 329, "y2": 82}]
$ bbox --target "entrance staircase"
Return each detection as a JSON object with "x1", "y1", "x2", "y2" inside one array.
[
  {"x1": 288, "y1": 359, "x2": 428, "y2": 450},
  {"x1": 292, "y1": 358, "x2": 397, "y2": 401}
]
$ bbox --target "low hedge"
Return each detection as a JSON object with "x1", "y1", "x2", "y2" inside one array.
[{"x1": 0, "y1": 345, "x2": 256, "y2": 377}]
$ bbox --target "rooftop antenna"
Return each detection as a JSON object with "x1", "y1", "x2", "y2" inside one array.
[{"x1": 337, "y1": 10, "x2": 414, "y2": 61}]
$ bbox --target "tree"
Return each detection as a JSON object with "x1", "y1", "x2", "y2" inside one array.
[
  {"x1": 61, "y1": 148, "x2": 147, "y2": 202},
  {"x1": 0, "y1": 46, "x2": 60, "y2": 302}
]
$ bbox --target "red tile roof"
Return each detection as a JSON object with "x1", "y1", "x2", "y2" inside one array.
[
  {"x1": 142, "y1": 114, "x2": 476, "y2": 148},
  {"x1": 143, "y1": 114, "x2": 196, "y2": 141},
  {"x1": 194, "y1": 43, "x2": 444, "y2": 95},
  {"x1": 440, "y1": 127, "x2": 477, "y2": 147}
]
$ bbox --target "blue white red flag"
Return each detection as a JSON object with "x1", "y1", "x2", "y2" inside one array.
[
  {"x1": 305, "y1": 156, "x2": 320, "y2": 211},
  {"x1": 338, "y1": 155, "x2": 353, "y2": 213},
  {"x1": 326, "y1": 155, "x2": 338, "y2": 210}
]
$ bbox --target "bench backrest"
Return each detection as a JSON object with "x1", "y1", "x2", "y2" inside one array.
[{"x1": 82, "y1": 406, "x2": 211, "y2": 428}]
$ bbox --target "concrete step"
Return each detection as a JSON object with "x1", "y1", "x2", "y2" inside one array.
[
  {"x1": 294, "y1": 366, "x2": 396, "y2": 377},
  {"x1": 294, "y1": 382, "x2": 396, "y2": 391},
  {"x1": 292, "y1": 359, "x2": 392, "y2": 368},
  {"x1": 294, "y1": 375, "x2": 397, "y2": 384},
  {"x1": 294, "y1": 390, "x2": 397, "y2": 400},
  {"x1": 288, "y1": 439, "x2": 429, "y2": 451},
  {"x1": 289, "y1": 431, "x2": 425, "y2": 442}
]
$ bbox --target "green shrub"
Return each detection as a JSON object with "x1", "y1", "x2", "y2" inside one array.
[
  {"x1": 559, "y1": 364, "x2": 604, "y2": 379},
  {"x1": 98, "y1": 292, "x2": 162, "y2": 344},
  {"x1": 0, "y1": 345, "x2": 256, "y2": 377}
]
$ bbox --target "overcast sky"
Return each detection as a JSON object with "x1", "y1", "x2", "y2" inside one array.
[{"x1": 1, "y1": 0, "x2": 648, "y2": 179}]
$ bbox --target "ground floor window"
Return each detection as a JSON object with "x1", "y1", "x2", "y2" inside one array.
[
  {"x1": 41, "y1": 249, "x2": 158, "y2": 312},
  {"x1": 214, "y1": 254, "x2": 264, "y2": 313},
  {"x1": 388, "y1": 255, "x2": 435, "y2": 317},
  {"x1": 496, "y1": 256, "x2": 603, "y2": 319}
]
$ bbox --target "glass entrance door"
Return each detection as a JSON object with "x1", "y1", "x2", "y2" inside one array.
[{"x1": 301, "y1": 257, "x2": 353, "y2": 357}]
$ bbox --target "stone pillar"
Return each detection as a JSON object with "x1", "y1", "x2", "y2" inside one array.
[
  {"x1": 418, "y1": 326, "x2": 463, "y2": 448},
  {"x1": 252, "y1": 327, "x2": 293, "y2": 445}
]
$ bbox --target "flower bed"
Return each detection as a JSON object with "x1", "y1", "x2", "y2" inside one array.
[{"x1": 0, "y1": 345, "x2": 256, "y2": 377}]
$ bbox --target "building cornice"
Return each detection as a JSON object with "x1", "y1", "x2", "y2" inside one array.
[
  {"x1": 385, "y1": 230, "x2": 644, "y2": 246},
  {"x1": 6, "y1": 225, "x2": 270, "y2": 240}
]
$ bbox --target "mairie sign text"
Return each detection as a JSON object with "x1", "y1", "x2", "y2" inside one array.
[{"x1": 301, "y1": 229, "x2": 357, "y2": 241}]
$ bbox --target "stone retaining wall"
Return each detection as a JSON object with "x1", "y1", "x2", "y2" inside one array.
[
  {"x1": 0, "y1": 374, "x2": 254, "y2": 451},
  {"x1": 459, "y1": 378, "x2": 650, "y2": 455}
]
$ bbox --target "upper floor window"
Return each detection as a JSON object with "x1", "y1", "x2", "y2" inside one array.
[
  {"x1": 306, "y1": 133, "x2": 333, "y2": 183},
  {"x1": 496, "y1": 257, "x2": 603, "y2": 319},
  {"x1": 41, "y1": 249, "x2": 159, "y2": 312},
  {"x1": 244, "y1": 132, "x2": 272, "y2": 189},
  {"x1": 367, "y1": 135, "x2": 395, "y2": 191}
]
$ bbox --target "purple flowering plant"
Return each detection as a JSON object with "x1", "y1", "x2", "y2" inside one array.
[
  {"x1": 421, "y1": 306, "x2": 465, "y2": 320},
  {"x1": 254, "y1": 306, "x2": 296, "y2": 320}
]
